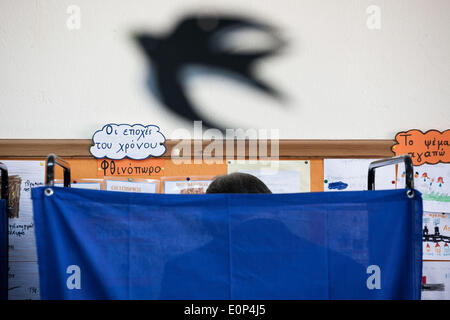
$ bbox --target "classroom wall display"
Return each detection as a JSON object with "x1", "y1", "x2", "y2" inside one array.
[
  {"x1": 227, "y1": 160, "x2": 311, "y2": 193},
  {"x1": 104, "y1": 178, "x2": 159, "y2": 193},
  {"x1": 2, "y1": 156, "x2": 441, "y2": 299},
  {"x1": 423, "y1": 212, "x2": 450, "y2": 261},
  {"x1": 422, "y1": 261, "x2": 450, "y2": 300},
  {"x1": 161, "y1": 176, "x2": 214, "y2": 194},
  {"x1": 324, "y1": 159, "x2": 397, "y2": 192},
  {"x1": 393, "y1": 130, "x2": 449, "y2": 166},
  {"x1": 0, "y1": 160, "x2": 45, "y2": 300}
]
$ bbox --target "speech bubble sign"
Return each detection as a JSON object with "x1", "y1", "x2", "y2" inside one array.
[
  {"x1": 392, "y1": 129, "x2": 449, "y2": 166},
  {"x1": 90, "y1": 124, "x2": 166, "y2": 160}
]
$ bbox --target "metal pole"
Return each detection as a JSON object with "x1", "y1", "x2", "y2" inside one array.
[
  {"x1": 368, "y1": 155, "x2": 414, "y2": 198},
  {"x1": 45, "y1": 154, "x2": 71, "y2": 187}
]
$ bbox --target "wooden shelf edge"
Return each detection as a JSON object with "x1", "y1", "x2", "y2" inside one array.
[{"x1": 0, "y1": 139, "x2": 395, "y2": 159}]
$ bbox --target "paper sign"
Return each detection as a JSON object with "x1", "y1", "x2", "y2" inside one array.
[
  {"x1": 227, "y1": 160, "x2": 310, "y2": 193},
  {"x1": 393, "y1": 129, "x2": 450, "y2": 166},
  {"x1": 163, "y1": 180, "x2": 212, "y2": 194},
  {"x1": 55, "y1": 182, "x2": 102, "y2": 190},
  {"x1": 98, "y1": 158, "x2": 164, "y2": 177},
  {"x1": 105, "y1": 180, "x2": 158, "y2": 193},
  {"x1": 90, "y1": 124, "x2": 166, "y2": 160}
]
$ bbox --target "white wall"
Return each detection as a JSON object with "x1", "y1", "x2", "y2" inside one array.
[{"x1": 0, "y1": 0, "x2": 448, "y2": 139}]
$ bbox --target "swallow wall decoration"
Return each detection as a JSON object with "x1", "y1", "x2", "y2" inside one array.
[{"x1": 134, "y1": 14, "x2": 286, "y2": 131}]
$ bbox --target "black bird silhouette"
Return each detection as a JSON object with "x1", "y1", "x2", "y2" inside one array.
[{"x1": 134, "y1": 14, "x2": 286, "y2": 131}]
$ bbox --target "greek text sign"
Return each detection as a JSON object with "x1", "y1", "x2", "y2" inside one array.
[
  {"x1": 393, "y1": 129, "x2": 449, "y2": 166},
  {"x1": 97, "y1": 158, "x2": 164, "y2": 177},
  {"x1": 90, "y1": 124, "x2": 166, "y2": 160}
]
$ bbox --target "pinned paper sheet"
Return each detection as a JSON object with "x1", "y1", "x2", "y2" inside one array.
[
  {"x1": 8, "y1": 262, "x2": 40, "y2": 300},
  {"x1": 0, "y1": 160, "x2": 45, "y2": 300},
  {"x1": 66, "y1": 183, "x2": 101, "y2": 190},
  {"x1": 161, "y1": 177, "x2": 213, "y2": 194},
  {"x1": 397, "y1": 163, "x2": 450, "y2": 213},
  {"x1": 0, "y1": 161, "x2": 45, "y2": 262},
  {"x1": 55, "y1": 179, "x2": 102, "y2": 190},
  {"x1": 422, "y1": 261, "x2": 450, "y2": 300},
  {"x1": 324, "y1": 159, "x2": 397, "y2": 192},
  {"x1": 227, "y1": 160, "x2": 310, "y2": 193},
  {"x1": 423, "y1": 212, "x2": 450, "y2": 261},
  {"x1": 105, "y1": 179, "x2": 159, "y2": 193}
]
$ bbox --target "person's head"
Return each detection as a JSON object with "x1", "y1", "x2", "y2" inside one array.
[{"x1": 206, "y1": 172, "x2": 272, "y2": 194}]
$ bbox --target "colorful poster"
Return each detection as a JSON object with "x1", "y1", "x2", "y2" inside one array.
[
  {"x1": 163, "y1": 180, "x2": 212, "y2": 194},
  {"x1": 423, "y1": 212, "x2": 450, "y2": 261},
  {"x1": 422, "y1": 261, "x2": 450, "y2": 300},
  {"x1": 324, "y1": 159, "x2": 397, "y2": 192},
  {"x1": 227, "y1": 160, "x2": 310, "y2": 193},
  {"x1": 396, "y1": 163, "x2": 450, "y2": 213}
]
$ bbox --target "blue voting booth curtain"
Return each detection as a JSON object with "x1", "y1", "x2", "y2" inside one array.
[
  {"x1": 0, "y1": 199, "x2": 7, "y2": 300},
  {"x1": 31, "y1": 187, "x2": 423, "y2": 300}
]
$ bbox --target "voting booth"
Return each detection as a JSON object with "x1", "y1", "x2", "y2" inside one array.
[
  {"x1": 28, "y1": 155, "x2": 423, "y2": 299},
  {"x1": 1, "y1": 1, "x2": 450, "y2": 304}
]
